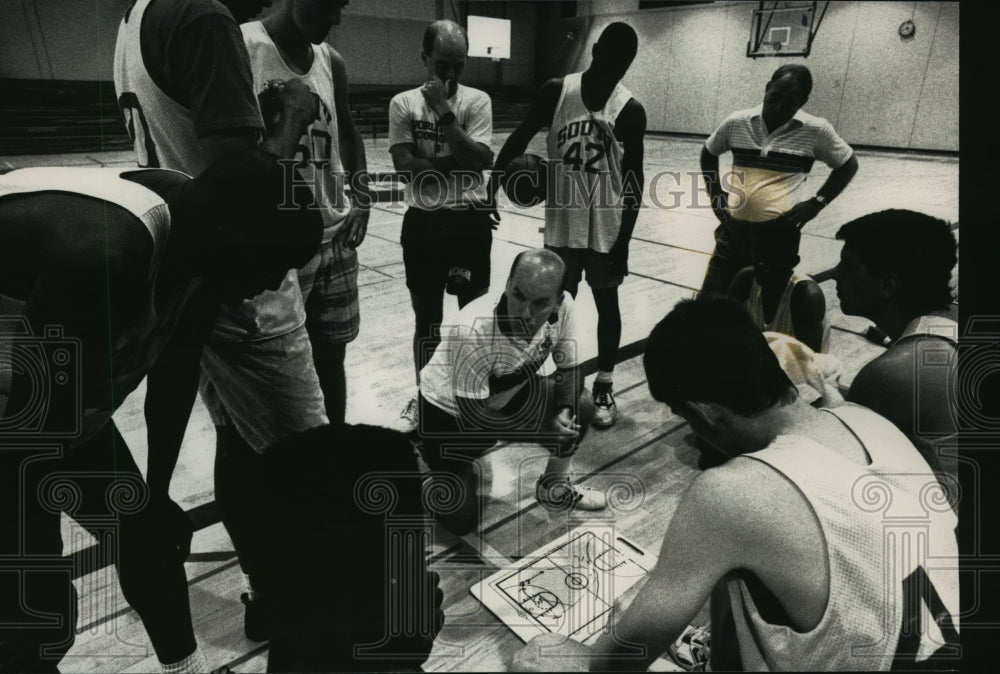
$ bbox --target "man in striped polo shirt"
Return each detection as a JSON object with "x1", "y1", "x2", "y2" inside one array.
[{"x1": 699, "y1": 64, "x2": 859, "y2": 297}]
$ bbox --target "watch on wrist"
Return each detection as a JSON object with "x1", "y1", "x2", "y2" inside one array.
[{"x1": 438, "y1": 111, "x2": 457, "y2": 126}]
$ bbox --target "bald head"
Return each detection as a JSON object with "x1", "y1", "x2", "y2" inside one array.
[
  {"x1": 422, "y1": 20, "x2": 468, "y2": 96},
  {"x1": 423, "y1": 20, "x2": 468, "y2": 56},
  {"x1": 509, "y1": 249, "x2": 565, "y2": 293},
  {"x1": 505, "y1": 249, "x2": 567, "y2": 336}
]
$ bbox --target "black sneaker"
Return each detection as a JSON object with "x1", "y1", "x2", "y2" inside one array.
[
  {"x1": 240, "y1": 592, "x2": 269, "y2": 642},
  {"x1": 592, "y1": 387, "x2": 618, "y2": 427}
]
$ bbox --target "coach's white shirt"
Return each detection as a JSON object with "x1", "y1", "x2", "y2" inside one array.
[{"x1": 420, "y1": 291, "x2": 580, "y2": 417}]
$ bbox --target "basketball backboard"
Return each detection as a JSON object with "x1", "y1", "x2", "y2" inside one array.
[
  {"x1": 468, "y1": 15, "x2": 511, "y2": 60},
  {"x1": 747, "y1": 2, "x2": 828, "y2": 58}
]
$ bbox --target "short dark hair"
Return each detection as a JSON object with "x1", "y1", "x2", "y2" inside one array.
[
  {"x1": 423, "y1": 19, "x2": 468, "y2": 56},
  {"x1": 597, "y1": 22, "x2": 638, "y2": 64},
  {"x1": 835, "y1": 209, "x2": 956, "y2": 315},
  {"x1": 644, "y1": 297, "x2": 797, "y2": 415},
  {"x1": 193, "y1": 149, "x2": 322, "y2": 270},
  {"x1": 771, "y1": 64, "x2": 812, "y2": 99}
]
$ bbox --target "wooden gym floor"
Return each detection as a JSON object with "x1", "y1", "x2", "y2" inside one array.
[{"x1": 0, "y1": 134, "x2": 958, "y2": 672}]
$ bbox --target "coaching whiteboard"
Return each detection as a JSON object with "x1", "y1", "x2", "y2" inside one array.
[{"x1": 471, "y1": 526, "x2": 656, "y2": 644}]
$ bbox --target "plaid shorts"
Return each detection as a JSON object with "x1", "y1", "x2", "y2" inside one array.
[{"x1": 298, "y1": 239, "x2": 360, "y2": 344}]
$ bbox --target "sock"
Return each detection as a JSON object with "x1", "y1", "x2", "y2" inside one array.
[
  {"x1": 161, "y1": 648, "x2": 207, "y2": 674},
  {"x1": 594, "y1": 371, "x2": 613, "y2": 392},
  {"x1": 541, "y1": 456, "x2": 572, "y2": 486},
  {"x1": 242, "y1": 573, "x2": 257, "y2": 601}
]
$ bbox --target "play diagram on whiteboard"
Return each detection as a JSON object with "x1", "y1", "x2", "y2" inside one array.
[{"x1": 471, "y1": 526, "x2": 656, "y2": 644}]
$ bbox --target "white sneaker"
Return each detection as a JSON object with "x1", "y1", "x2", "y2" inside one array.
[
  {"x1": 399, "y1": 397, "x2": 419, "y2": 434},
  {"x1": 667, "y1": 624, "x2": 711, "y2": 671},
  {"x1": 592, "y1": 387, "x2": 618, "y2": 427},
  {"x1": 536, "y1": 478, "x2": 607, "y2": 511}
]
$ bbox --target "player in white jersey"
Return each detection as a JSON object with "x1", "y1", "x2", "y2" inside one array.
[
  {"x1": 0, "y1": 153, "x2": 321, "y2": 673},
  {"x1": 491, "y1": 22, "x2": 646, "y2": 429},
  {"x1": 114, "y1": 0, "x2": 327, "y2": 650},
  {"x1": 512, "y1": 297, "x2": 959, "y2": 671},
  {"x1": 244, "y1": 0, "x2": 367, "y2": 424},
  {"x1": 201, "y1": 0, "x2": 368, "y2": 640},
  {"x1": 836, "y1": 209, "x2": 959, "y2": 484}
]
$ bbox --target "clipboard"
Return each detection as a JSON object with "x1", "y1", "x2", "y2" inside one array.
[{"x1": 470, "y1": 526, "x2": 656, "y2": 645}]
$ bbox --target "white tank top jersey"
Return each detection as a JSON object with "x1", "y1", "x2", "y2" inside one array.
[
  {"x1": 0, "y1": 167, "x2": 200, "y2": 448},
  {"x1": 114, "y1": 0, "x2": 213, "y2": 176},
  {"x1": 242, "y1": 21, "x2": 350, "y2": 244},
  {"x1": 729, "y1": 404, "x2": 959, "y2": 671},
  {"x1": 747, "y1": 270, "x2": 830, "y2": 352},
  {"x1": 545, "y1": 72, "x2": 632, "y2": 253}
]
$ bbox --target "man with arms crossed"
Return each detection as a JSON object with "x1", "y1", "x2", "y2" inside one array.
[
  {"x1": 492, "y1": 22, "x2": 646, "y2": 429},
  {"x1": 513, "y1": 297, "x2": 959, "y2": 671},
  {"x1": 390, "y1": 19, "x2": 495, "y2": 432}
]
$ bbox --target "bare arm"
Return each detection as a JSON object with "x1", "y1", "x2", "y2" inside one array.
[
  {"x1": 389, "y1": 141, "x2": 462, "y2": 174},
  {"x1": 787, "y1": 154, "x2": 859, "y2": 230},
  {"x1": 700, "y1": 146, "x2": 729, "y2": 223},
  {"x1": 728, "y1": 268, "x2": 755, "y2": 304},
  {"x1": 489, "y1": 78, "x2": 562, "y2": 198},
  {"x1": 790, "y1": 280, "x2": 827, "y2": 354},
  {"x1": 260, "y1": 78, "x2": 321, "y2": 158},
  {"x1": 198, "y1": 132, "x2": 260, "y2": 166},
  {"x1": 331, "y1": 49, "x2": 368, "y2": 196},
  {"x1": 610, "y1": 100, "x2": 647, "y2": 269},
  {"x1": 329, "y1": 47, "x2": 370, "y2": 247},
  {"x1": 847, "y1": 343, "x2": 956, "y2": 472},
  {"x1": 817, "y1": 153, "x2": 859, "y2": 203},
  {"x1": 589, "y1": 469, "x2": 746, "y2": 670},
  {"x1": 419, "y1": 76, "x2": 493, "y2": 171}
]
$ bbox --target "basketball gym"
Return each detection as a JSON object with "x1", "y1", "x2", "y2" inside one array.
[{"x1": 0, "y1": 1, "x2": 967, "y2": 671}]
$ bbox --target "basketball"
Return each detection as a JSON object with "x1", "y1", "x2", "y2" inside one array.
[{"x1": 503, "y1": 154, "x2": 547, "y2": 207}]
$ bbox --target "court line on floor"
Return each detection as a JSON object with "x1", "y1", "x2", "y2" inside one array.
[
  {"x1": 71, "y1": 369, "x2": 666, "y2": 640},
  {"x1": 429, "y1": 383, "x2": 685, "y2": 567}
]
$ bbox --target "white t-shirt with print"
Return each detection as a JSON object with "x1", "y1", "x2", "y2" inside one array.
[
  {"x1": 388, "y1": 84, "x2": 492, "y2": 209},
  {"x1": 419, "y1": 291, "x2": 579, "y2": 417}
]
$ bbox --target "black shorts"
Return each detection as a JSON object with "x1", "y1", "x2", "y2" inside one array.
[
  {"x1": 417, "y1": 374, "x2": 557, "y2": 470},
  {"x1": 401, "y1": 207, "x2": 493, "y2": 294}
]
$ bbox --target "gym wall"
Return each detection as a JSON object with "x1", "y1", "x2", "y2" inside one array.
[
  {"x1": 550, "y1": 1, "x2": 958, "y2": 151},
  {"x1": 0, "y1": 1, "x2": 958, "y2": 151},
  {"x1": 0, "y1": 0, "x2": 538, "y2": 88}
]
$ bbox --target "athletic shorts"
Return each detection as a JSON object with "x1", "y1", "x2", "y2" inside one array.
[
  {"x1": 199, "y1": 326, "x2": 328, "y2": 454},
  {"x1": 401, "y1": 207, "x2": 492, "y2": 294},
  {"x1": 298, "y1": 239, "x2": 360, "y2": 344},
  {"x1": 545, "y1": 245, "x2": 624, "y2": 291}
]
